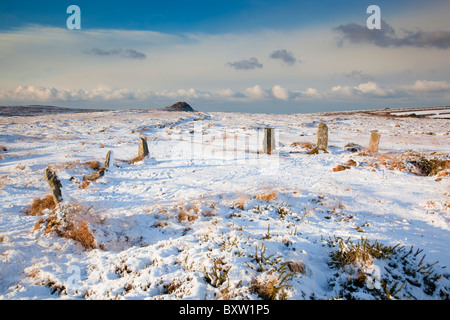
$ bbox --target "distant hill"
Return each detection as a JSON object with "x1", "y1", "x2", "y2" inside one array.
[
  {"x1": 158, "y1": 102, "x2": 196, "y2": 112},
  {"x1": 0, "y1": 105, "x2": 108, "y2": 117}
]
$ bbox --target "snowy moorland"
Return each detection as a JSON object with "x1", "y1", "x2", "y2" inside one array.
[{"x1": 0, "y1": 107, "x2": 449, "y2": 300}]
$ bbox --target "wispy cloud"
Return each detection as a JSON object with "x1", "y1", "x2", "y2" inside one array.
[
  {"x1": 83, "y1": 47, "x2": 147, "y2": 60},
  {"x1": 226, "y1": 57, "x2": 263, "y2": 70},
  {"x1": 342, "y1": 70, "x2": 375, "y2": 82},
  {"x1": 335, "y1": 19, "x2": 450, "y2": 49},
  {"x1": 269, "y1": 49, "x2": 298, "y2": 65}
]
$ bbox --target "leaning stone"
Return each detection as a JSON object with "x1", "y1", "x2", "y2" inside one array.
[
  {"x1": 138, "y1": 137, "x2": 149, "y2": 158},
  {"x1": 83, "y1": 169, "x2": 105, "y2": 181},
  {"x1": 104, "y1": 150, "x2": 112, "y2": 168},
  {"x1": 44, "y1": 167, "x2": 63, "y2": 203}
]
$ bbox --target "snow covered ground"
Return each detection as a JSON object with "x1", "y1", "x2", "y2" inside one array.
[{"x1": 0, "y1": 107, "x2": 449, "y2": 300}]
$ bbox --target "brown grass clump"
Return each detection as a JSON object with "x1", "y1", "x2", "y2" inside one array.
[
  {"x1": 333, "y1": 165, "x2": 351, "y2": 172},
  {"x1": 129, "y1": 155, "x2": 144, "y2": 164},
  {"x1": 37, "y1": 202, "x2": 99, "y2": 250},
  {"x1": 250, "y1": 273, "x2": 289, "y2": 300},
  {"x1": 85, "y1": 160, "x2": 101, "y2": 171},
  {"x1": 287, "y1": 261, "x2": 306, "y2": 275},
  {"x1": 178, "y1": 210, "x2": 198, "y2": 222},
  {"x1": 33, "y1": 218, "x2": 45, "y2": 232},
  {"x1": 291, "y1": 141, "x2": 314, "y2": 149},
  {"x1": 80, "y1": 180, "x2": 90, "y2": 189},
  {"x1": 344, "y1": 143, "x2": 362, "y2": 153},
  {"x1": 329, "y1": 237, "x2": 396, "y2": 270},
  {"x1": 153, "y1": 220, "x2": 169, "y2": 228},
  {"x1": 63, "y1": 220, "x2": 97, "y2": 250},
  {"x1": 256, "y1": 191, "x2": 278, "y2": 202},
  {"x1": 306, "y1": 147, "x2": 319, "y2": 155},
  {"x1": 407, "y1": 158, "x2": 449, "y2": 176},
  {"x1": 59, "y1": 204, "x2": 98, "y2": 250},
  {"x1": 234, "y1": 194, "x2": 249, "y2": 210},
  {"x1": 366, "y1": 151, "x2": 449, "y2": 176},
  {"x1": 26, "y1": 195, "x2": 56, "y2": 216}
]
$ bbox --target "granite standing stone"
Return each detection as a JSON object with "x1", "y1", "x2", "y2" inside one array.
[
  {"x1": 369, "y1": 132, "x2": 381, "y2": 153},
  {"x1": 104, "y1": 150, "x2": 112, "y2": 168},
  {"x1": 139, "y1": 137, "x2": 149, "y2": 158},
  {"x1": 317, "y1": 123, "x2": 328, "y2": 151},
  {"x1": 263, "y1": 128, "x2": 275, "y2": 154},
  {"x1": 44, "y1": 167, "x2": 63, "y2": 203}
]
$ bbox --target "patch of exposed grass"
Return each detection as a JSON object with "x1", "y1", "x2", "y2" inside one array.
[
  {"x1": 364, "y1": 151, "x2": 449, "y2": 176},
  {"x1": 205, "y1": 257, "x2": 232, "y2": 288},
  {"x1": 256, "y1": 191, "x2": 277, "y2": 202},
  {"x1": 326, "y1": 236, "x2": 450, "y2": 299},
  {"x1": 129, "y1": 155, "x2": 144, "y2": 164},
  {"x1": 85, "y1": 160, "x2": 101, "y2": 171},
  {"x1": 36, "y1": 202, "x2": 99, "y2": 250},
  {"x1": 26, "y1": 195, "x2": 56, "y2": 216},
  {"x1": 248, "y1": 243, "x2": 295, "y2": 300}
]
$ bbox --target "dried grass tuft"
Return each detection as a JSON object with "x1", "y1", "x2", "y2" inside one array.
[
  {"x1": 85, "y1": 160, "x2": 101, "y2": 171},
  {"x1": 333, "y1": 165, "x2": 350, "y2": 172},
  {"x1": 129, "y1": 155, "x2": 144, "y2": 164},
  {"x1": 250, "y1": 273, "x2": 289, "y2": 300},
  {"x1": 39, "y1": 202, "x2": 99, "y2": 250},
  {"x1": 63, "y1": 220, "x2": 97, "y2": 250},
  {"x1": 256, "y1": 191, "x2": 277, "y2": 202},
  {"x1": 26, "y1": 195, "x2": 56, "y2": 216}
]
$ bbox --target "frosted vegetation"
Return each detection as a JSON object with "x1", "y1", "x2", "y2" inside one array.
[{"x1": 0, "y1": 107, "x2": 449, "y2": 299}]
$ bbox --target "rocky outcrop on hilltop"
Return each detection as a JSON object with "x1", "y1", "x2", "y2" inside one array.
[{"x1": 159, "y1": 102, "x2": 196, "y2": 112}]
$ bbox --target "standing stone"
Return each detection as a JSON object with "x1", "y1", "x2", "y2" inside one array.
[
  {"x1": 104, "y1": 150, "x2": 112, "y2": 168},
  {"x1": 138, "y1": 137, "x2": 149, "y2": 158},
  {"x1": 263, "y1": 128, "x2": 275, "y2": 154},
  {"x1": 44, "y1": 167, "x2": 63, "y2": 204},
  {"x1": 317, "y1": 123, "x2": 328, "y2": 151},
  {"x1": 369, "y1": 132, "x2": 381, "y2": 153}
]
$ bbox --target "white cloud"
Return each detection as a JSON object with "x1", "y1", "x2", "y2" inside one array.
[
  {"x1": 329, "y1": 80, "x2": 450, "y2": 99},
  {"x1": 303, "y1": 88, "x2": 321, "y2": 99},
  {"x1": 1, "y1": 81, "x2": 449, "y2": 107},
  {"x1": 331, "y1": 85, "x2": 354, "y2": 97},
  {"x1": 271, "y1": 85, "x2": 290, "y2": 101},
  {"x1": 355, "y1": 82, "x2": 393, "y2": 97},
  {"x1": 400, "y1": 80, "x2": 450, "y2": 93},
  {"x1": 244, "y1": 85, "x2": 269, "y2": 100},
  {"x1": 331, "y1": 82, "x2": 394, "y2": 98}
]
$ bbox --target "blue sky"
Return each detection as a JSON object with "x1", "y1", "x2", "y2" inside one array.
[
  {"x1": 0, "y1": 1, "x2": 430, "y2": 33},
  {"x1": 1, "y1": 0, "x2": 449, "y2": 113}
]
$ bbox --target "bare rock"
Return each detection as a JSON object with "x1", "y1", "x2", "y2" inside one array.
[
  {"x1": 138, "y1": 137, "x2": 149, "y2": 158},
  {"x1": 83, "y1": 169, "x2": 105, "y2": 181},
  {"x1": 44, "y1": 167, "x2": 63, "y2": 203},
  {"x1": 159, "y1": 102, "x2": 196, "y2": 112},
  {"x1": 317, "y1": 123, "x2": 328, "y2": 151},
  {"x1": 369, "y1": 132, "x2": 381, "y2": 153}
]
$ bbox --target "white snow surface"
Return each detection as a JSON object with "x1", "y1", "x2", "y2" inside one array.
[{"x1": 0, "y1": 109, "x2": 449, "y2": 300}]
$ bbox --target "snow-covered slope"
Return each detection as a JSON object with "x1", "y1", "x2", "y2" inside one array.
[{"x1": 0, "y1": 108, "x2": 449, "y2": 300}]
